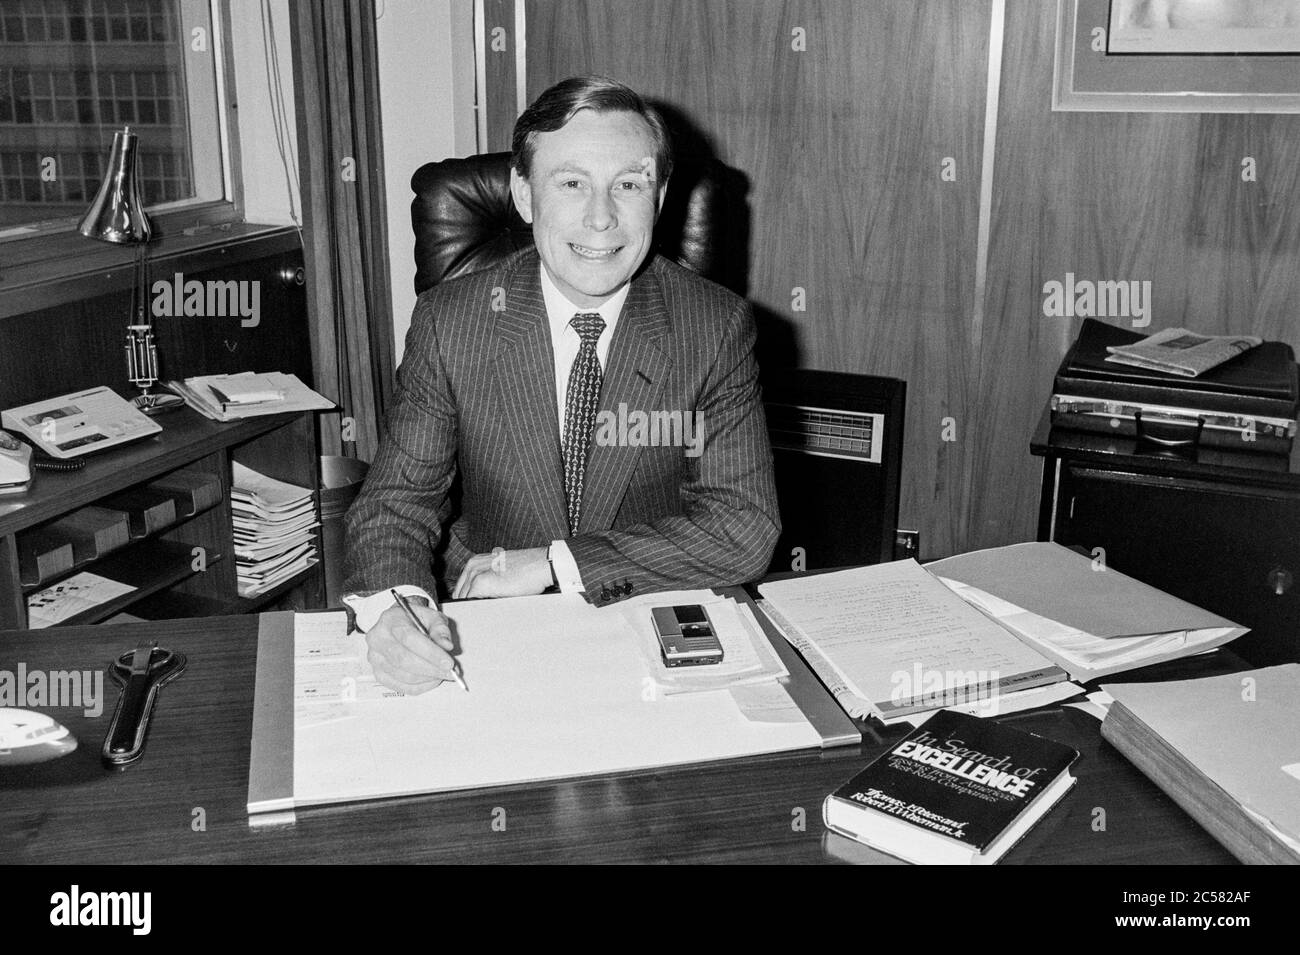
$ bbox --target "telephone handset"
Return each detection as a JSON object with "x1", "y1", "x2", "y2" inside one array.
[{"x1": 0, "y1": 429, "x2": 33, "y2": 495}]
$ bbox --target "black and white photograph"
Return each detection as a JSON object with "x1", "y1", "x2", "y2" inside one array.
[{"x1": 0, "y1": 0, "x2": 1292, "y2": 923}]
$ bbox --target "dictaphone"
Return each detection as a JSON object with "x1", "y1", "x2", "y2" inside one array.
[{"x1": 651, "y1": 604, "x2": 724, "y2": 667}]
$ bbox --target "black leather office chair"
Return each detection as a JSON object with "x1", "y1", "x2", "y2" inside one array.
[
  {"x1": 409, "y1": 151, "x2": 745, "y2": 293},
  {"x1": 406, "y1": 150, "x2": 906, "y2": 574}
]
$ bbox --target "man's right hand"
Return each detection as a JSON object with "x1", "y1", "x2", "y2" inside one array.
[{"x1": 364, "y1": 602, "x2": 458, "y2": 694}]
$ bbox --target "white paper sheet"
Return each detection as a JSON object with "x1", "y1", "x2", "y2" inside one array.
[
  {"x1": 291, "y1": 597, "x2": 824, "y2": 808},
  {"x1": 759, "y1": 561, "x2": 1060, "y2": 715},
  {"x1": 26, "y1": 571, "x2": 136, "y2": 629}
]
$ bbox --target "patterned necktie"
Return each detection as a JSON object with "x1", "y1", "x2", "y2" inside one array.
[{"x1": 562, "y1": 312, "x2": 606, "y2": 533}]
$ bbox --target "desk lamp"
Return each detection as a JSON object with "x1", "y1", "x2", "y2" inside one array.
[{"x1": 78, "y1": 126, "x2": 183, "y2": 415}]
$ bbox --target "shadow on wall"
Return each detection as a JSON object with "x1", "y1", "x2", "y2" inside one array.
[{"x1": 651, "y1": 100, "x2": 801, "y2": 374}]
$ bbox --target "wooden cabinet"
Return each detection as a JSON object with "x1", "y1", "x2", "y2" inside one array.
[
  {"x1": 0, "y1": 409, "x2": 323, "y2": 630},
  {"x1": 1030, "y1": 408, "x2": 1300, "y2": 667}
]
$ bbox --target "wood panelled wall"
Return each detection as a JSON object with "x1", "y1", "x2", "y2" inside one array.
[
  {"x1": 975, "y1": 0, "x2": 1300, "y2": 549},
  {"x1": 480, "y1": 0, "x2": 1300, "y2": 559}
]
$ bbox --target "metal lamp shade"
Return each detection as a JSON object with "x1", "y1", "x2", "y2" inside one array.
[{"x1": 78, "y1": 126, "x2": 152, "y2": 245}]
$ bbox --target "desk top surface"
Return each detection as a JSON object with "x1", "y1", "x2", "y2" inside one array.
[{"x1": 0, "y1": 613, "x2": 1241, "y2": 865}]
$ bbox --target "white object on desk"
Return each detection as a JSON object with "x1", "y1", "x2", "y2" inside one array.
[
  {"x1": 249, "y1": 595, "x2": 827, "y2": 814},
  {"x1": 758, "y1": 560, "x2": 1065, "y2": 721},
  {"x1": 169, "y1": 372, "x2": 333, "y2": 421},
  {"x1": 26, "y1": 571, "x2": 137, "y2": 629},
  {"x1": 1, "y1": 386, "x2": 160, "y2": 459}
]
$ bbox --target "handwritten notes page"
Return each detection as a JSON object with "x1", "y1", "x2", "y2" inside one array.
[
  {"x1": 758, "y1": 560, "x2": 1063, "y2": 719},
  {"x1": 290, "y1": 595, "x2": 824, "y2": 809}
]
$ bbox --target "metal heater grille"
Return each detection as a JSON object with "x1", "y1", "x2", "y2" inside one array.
[{"x1": 766, "y1": 403, "x2": 884, "y2": 464}]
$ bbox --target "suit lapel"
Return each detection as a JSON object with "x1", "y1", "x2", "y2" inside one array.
[
  {"x1": 579, "y1": 262, "x2": 673, "y2": 532},
  {"x1": 491, "y1": 253, "x2": 570, "y2": 540}
]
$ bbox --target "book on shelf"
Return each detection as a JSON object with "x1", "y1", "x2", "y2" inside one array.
[
  {"x1": 1101, "y1": 665, "x2": 1300, "y2": 865},
  {"x1": 823, "y1": 709, "x2": 1078, "y2": 865}
]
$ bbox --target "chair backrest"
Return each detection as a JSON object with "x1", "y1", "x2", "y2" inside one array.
[{"x1": 410, "y1": 151, "x2": 745, "y2": 294}]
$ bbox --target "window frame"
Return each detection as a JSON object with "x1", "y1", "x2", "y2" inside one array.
[{"x1": 0, "y1": 0, "x2": 244, "y2": 305}]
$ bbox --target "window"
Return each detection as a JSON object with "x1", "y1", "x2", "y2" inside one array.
[{"x1": 0, "y1": 0, "x2": 227, "y2": 235}]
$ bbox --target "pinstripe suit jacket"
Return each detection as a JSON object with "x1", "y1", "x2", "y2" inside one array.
[{"x1": 342, "y1": 247, "x2": 779, "y2": 606}]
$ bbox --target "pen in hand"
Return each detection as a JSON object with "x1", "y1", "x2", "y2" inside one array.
[{"x1": 390, "y1": 589, "x2": 469, "y2": 693}]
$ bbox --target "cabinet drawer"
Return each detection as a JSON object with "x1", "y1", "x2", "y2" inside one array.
[{"x1": 1056, "y1": 467, "x2": 1300, "y2": 666}]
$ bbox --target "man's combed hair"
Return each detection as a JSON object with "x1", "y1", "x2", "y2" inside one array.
[{"x1": 511, "y1": 75, "x2": 674, "y2": 183}]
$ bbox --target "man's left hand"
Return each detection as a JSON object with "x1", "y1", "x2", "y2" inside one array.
[{"x1": 453, "y1": 546, "x2": 552, "y2": 599}]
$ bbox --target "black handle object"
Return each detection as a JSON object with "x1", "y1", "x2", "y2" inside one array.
[
  {"x1": 1133, "y1": 408, "x2": 1206, "y2": 449},
  {"x1": 102, "y1": 644, "x2": 187, "y2": 768}
]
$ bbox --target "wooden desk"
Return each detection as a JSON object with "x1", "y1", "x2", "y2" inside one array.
[{"x1": 0, "y1": 614, "x2": 1242, "y2": 864}]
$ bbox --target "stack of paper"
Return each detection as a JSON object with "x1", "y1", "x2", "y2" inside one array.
[
  {"x1": 232, "y1": 462, "x2": 319, "y2": 597},
  {"x1": 926, "y1": 543, "x2": 1247, "y2": 682},
  {"x1": 758, "y1": 544, "x2": 1247, "y2": 727},
  {"x1": 1102, "y1": 666, "x2": 1300, "y2": 864},
  {"x1": 757, "y1": 560, "x2": 1072, "y2": 725},
  {"x1": 168, "y1": 372, "x2": 334, "y2": 421}
]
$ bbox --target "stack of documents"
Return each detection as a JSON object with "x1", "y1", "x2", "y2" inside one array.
[
  {"x1": 1101, "y1": 665, "x2": 1300, "y2": 864},
  {"x1": 757, "y1": 542, "x2": 1247, "y2": 726},
  {"x1": 758, "y1": 560, "x2": 1074, "y2": 725},
  {"x1": 232, "y1": 462, "x2": 318, "y2": 598},
  {"x1": 168, "y1": 372, "x2": 334, "y2": 421},
  {"x1": 926, "y1": 543, "x2": 1246, "y2": 681}
]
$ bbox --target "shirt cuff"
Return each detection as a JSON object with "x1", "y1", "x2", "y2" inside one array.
[
  {"x1": 342, "y1": 585, "x2": 437, "y2": 633},
  {"x1": 548, "y1": 540, "x2": 585, "y2": 593}
]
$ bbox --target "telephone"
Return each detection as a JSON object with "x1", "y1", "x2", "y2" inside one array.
[
  {"x1": 1, "y1": 386, "x2": 161, "y2": 460},
  {"x1": 0, "y1": 429, "x2": 32, "y2": 495}
]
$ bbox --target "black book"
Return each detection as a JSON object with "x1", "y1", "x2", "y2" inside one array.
[
  {"x1": 1055, "y1": 319, "x2": 1298, "y2": 419},
  {"x1": 823, "y1": 709, "x2": 1078, "y2": 864}
]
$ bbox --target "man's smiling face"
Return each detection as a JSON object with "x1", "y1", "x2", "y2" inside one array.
[{"x1": 510, "y1": 109, "x2": 666, "y2": 308}]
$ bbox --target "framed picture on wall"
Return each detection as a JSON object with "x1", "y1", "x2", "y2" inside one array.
[{"x1": 1053, "y1": 0, "x2": 1300, "y2": 111}]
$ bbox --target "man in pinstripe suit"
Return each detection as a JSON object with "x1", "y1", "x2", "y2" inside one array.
[{"x1": 343, "y1": 77, "x2": 779, "y2": 693}]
